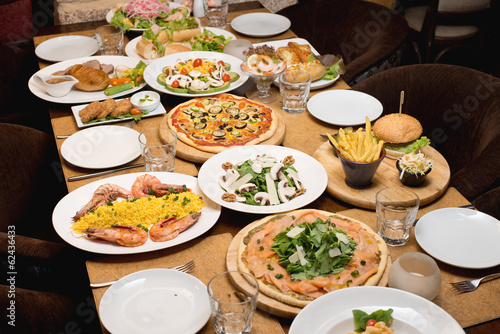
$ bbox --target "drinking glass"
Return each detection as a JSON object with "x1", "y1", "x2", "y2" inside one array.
[
  {"x1": 204, "y1": 0, "x2": 228, "y2": 28},
  {"x1": 376, "y1": 187, "x2": 420, "y2": 246},
  {"x1": 208, "y1": 271, "x2": 259, "y2": 334},
  {"x1": 279, "y1": 69, "x2": 311, "y2": 113},
  {"x1": 138, "y1": 127, "x2": 177, "y2": 172},
  {"x1": 95, "y1": 25, "x2": 124, "y2": 55},
  {"x1": 240, "y1": 63, "x2": 286, "y2": 104}
]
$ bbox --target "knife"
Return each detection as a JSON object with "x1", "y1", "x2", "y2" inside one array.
[
  {"x1": 413, "y1": 204, "x2": 476, "y2": 226},
  {"x1": 68, "y1": 163, "x2": 145, "y2": 182}
]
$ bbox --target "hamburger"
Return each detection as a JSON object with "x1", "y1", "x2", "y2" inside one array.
[{"x1": 372, "y1": 113, "x2": 430, "y2": 159}]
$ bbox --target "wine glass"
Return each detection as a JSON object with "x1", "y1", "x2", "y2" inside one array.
[{"x1": 240, "y1": 63, "x2": 286, "y2": 104}]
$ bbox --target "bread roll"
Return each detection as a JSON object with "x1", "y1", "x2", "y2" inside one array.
[
  {"x1": 288, "y1": 42, "x2": 314, "y2": 63},
  {"x1": 289, "y1": 60, "x2": 326, "y2": 81},
  {"x1": 136, "y1": 40, "x2": 161, "y2": 60},
  {"x1": 172, "y1": 28, "x2": 201, "y2": 42},
  {"x1": 277, "y1": 47, "x2": 300, "y2": 65},
  {"x1": 163, "y1": 44, "x2": 192, "y2": 56}
]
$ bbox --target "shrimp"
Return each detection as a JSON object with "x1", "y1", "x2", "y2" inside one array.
[
  {"x1": 151, "y1": 183, "x2": 190, "y2": 197},
  {"x1": 131, "y1": 174, "x2": 162, "y2": 198},
  {"x1": 149, "y1": 212, "x2": 201, "y2": 242},
  {"x1": 73, "y1": 183, "x2": 133, "y2": 221},
  {"x1": 83, "y1": 225, "x2": 148, "y2": 247},
  {"x1": 255, "y1": 55, "x2": 275, "y2": 72}
]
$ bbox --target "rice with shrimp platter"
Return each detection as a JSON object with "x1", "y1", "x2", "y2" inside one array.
[{"x1": 71, "y1": 191, "x2": 205, "y2": 233}]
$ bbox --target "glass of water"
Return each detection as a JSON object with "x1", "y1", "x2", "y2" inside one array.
[
  {"x1": 208, "y1": 271, "x2": 259, "y2": 334},
  {"x1": 138, "y1": 127, "x2": 177, "y2": 172},
  {"x1": 204, "y1": 0, "x2": 229, "y2": 28}
]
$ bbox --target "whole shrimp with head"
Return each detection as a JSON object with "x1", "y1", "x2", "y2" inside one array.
[
  {"x1": 83, "y1": 225, "x2": 148, "y2": 247},
  {"x1": 240, "y1": 45, "x2": 286, "y2": 76},
  {"x1": 131, "y1": 173, "x2": 189, "y2": 198},
  {"x1": 73, "y1": 183, "x2": 133, "y2": 221},
  {"x1": 149, "y1": 212, "x2": 201, "y2": 242}
]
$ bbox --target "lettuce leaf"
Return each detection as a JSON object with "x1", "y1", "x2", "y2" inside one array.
[
  {"x1": 384, "y1": 136, "x2": 430, "y2": 154},
  {"x1": 353, "y1": 309, "x2": 393, "y2": 332},
  {"x1": 322, "y1": 58, "x2": 344, "y2": 80}
]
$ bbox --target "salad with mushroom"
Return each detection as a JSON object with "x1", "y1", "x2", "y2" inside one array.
[{"x1": 219, "y1": 155, "x2": 306, "y2": 206}]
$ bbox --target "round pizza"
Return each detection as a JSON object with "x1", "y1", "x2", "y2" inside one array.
[
  {"x1": 237, "y1": 209, "x2": 388, "y2": 308},
  {"x1": 167, "y1": 93, "x2": 279, "y2": 153}
]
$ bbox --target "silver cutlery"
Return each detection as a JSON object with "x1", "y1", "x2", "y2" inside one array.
[
  {"x1": 451, "y1": 272, "x2": 500, "y2": 292},
  {"x1": 90, "y1": 260, "x2": 195, "y2": 288},
  {"x1": 57, "y1": 120, "x2": 136, "y2": 139},
  {"x1": 67, "y1": 163, "x2": 145, "y2": 182}
]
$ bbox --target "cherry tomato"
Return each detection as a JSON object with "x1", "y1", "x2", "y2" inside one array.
[
  {"x1": 222, "y1": 74, "x2": 231, "y2": 82},
  {"x1": 209, "y1": 67, "x2": 216, "y2": 74},
  {"x1": 195, "y1": 102, "x2": 205, "y2": 109},
  {"x1": 163, "y1": 68, "x2": 170, "y2": 75},
  {"x1": 204, "y1": 134, "x2": 213, "y2": 140},
  {"x1": 366, "y1": 319, "x2": 377, "y2": 328},
  {"x1": 180, "y1": 69, "x2": 188, "y2": 76},
  {"x1": 171, "y1": 80, "x2": 180, "y2": 88},
  {"x1": 217, "y1": 60, "x2": 225, "y2": 66},
  {"x1": 136, "y1": 76, "x2": 143, "y2": 83},
  {"x1": 130, "y1": 108, "x2": 142, "y2": 115},
  {"x1": 238, "y1": 102, "x2": 246, "y2": 109},
  {"x1": 193, "y1": 58, "x2": 202, "y2": 67}
]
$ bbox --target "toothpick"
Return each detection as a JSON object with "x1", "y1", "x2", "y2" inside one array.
[{"x1": 399, "y1": 90, "x2": 404, "y2": 115}]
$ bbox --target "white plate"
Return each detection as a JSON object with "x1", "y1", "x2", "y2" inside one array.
[
  {"x1": 60, "y1": 126, "x2": 141, "y2": 169},
  {"x1": 231, "y1": 13, "x2": 291, "y2": 37},
  {"x1": 71, "y1": 98, "x2": 167, "y2": 128},
  {"x1": 143, "y1": 51, "x2": 249, "y2": 97},
  {"x1": 125, "y1": 27, "x2": 237, "y2": 63},
  {"x1": 28, "y1": 56, "x2": 146, "y2": 104},
  {"x1": 415, "y1": 208, "x2": 500, "y2": 269},
  {"x1": 106, "y1": 1, "x2": 186, "y2": 32},
  {"x1": 253, "y1": 38, "x2": 340, "y2": 90},
  {"x1": 198, "y1": 145, "x2": 328, "y2": 214},
  {"x1": 100, "y1": 269, "x2": 210, "y2": 334},
  {"x1": 52, "y1": 172, "x2": 221, "y2": 254},
  {"x1": 35, "y1": 36, "x2": 99, "y2": 62},
  {"x1": 307, "y1": 90, "x2": 383, "y2": 126},
  {"x1": 290, "y1": 286, "x2": 464, "y2": 334}
]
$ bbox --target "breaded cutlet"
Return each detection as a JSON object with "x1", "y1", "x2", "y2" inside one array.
[
  {"x1": 109, "y1": 98, "x2": 132, "y2": 117},
  {"x1": 96, "y1": 98, "x2": 117, "y2": 119},
  {"x1": 79, "y1": 101, "x2": 104, "y2": 123}
]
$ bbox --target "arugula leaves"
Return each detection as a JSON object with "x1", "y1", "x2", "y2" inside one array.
[
  {"x1": 271, "y1": 218, "x2": 356, "y2": 280},
  {"x1": 352, "y1": 309, "x2": 393, "y2": 332}
]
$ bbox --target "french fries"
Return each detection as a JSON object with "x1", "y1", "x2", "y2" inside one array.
[{"x1": 327, "y1": 117, "x2": 384, "y2": 163}]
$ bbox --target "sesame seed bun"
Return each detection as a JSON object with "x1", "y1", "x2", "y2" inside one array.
[{"x1": 372, "y1": 113, "x2": 423, "y2": 145}]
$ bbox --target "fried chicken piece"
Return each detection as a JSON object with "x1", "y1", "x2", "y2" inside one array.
[
  {"x1": 109, "y1": 98, "x2": 132, "y2": 117},
  {"x1": 95, "y1": 98, "x2": 117, "y2": 119},
  {"x1": 79, "y1": 101, "x2": 104, "y2": 123}
]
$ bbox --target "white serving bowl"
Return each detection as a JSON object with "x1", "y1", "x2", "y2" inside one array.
[{"x1": 130, "y1": 90, "x2": 160, "y2": 111}]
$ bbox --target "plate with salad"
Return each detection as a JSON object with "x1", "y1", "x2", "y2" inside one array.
[
  {"x1": 106, "y1": 0, "x2": 189, "y2": 32},
  {"x1": 252, "y1": 38, "x2": 342, "y2": 90},
  {"x1": 143, "y1": 51, "x2": 249, "y2": 97},
  {"x1": 197, "y1": 145, "x2": 328, "y2": 214},
  {"x1": 28, "y1": 56, "x2": 147, "y2": 104},
  {"x1": 289, "y1": 286, "x2": 464, "y2": 334},
  {"x1": 125, "y1": 27, "x2": 236, "y2": 63}
]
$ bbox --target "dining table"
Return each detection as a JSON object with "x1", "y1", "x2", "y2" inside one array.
[{"x1": 32, "y1": 1, "x2": 500, "y2": 333}]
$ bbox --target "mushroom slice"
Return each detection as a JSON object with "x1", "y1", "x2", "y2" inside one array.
[
  {"x1": 238, "y1": 183, "x2": 257, "y2": 194},
  {"x1": 270, "y1": 162, "x2": 284, "y2": 181},
  {"x1": 219, "y1": 169, "x2": 240, "y2": 190},
  {"x1": 254, "y1": 192, "x2": 270, "y2": 206},
  {"x1": 255, "y1": 155, "x2": 277, "y2": 163},
  {"x1": 251, "y1": 162, "x2": 263, "y2": 174},
  {"x1": 277, "y1": 180, "x2": 296, "y2": 203}
]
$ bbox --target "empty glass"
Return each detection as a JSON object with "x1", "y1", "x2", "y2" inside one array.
[
  {"x1": 138, "y1": 127, "x2": 177, "y2": 172},
  {"x1": 95, "y1": 25, "x2": 124, "y2": 55}
]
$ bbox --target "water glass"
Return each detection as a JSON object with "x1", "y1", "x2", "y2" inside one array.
[
  {"x1": 138, "y1": 127, "x2": 177, "y2": 172},
  {"x1": 208, "y1": 271, "x2": 259, "y2": 334},
  {"x1": 204, "y1": 0, "x2": 228, "y2": 28},
  {"x1": 95, "y1": 25, "x2": 124, "y2": 55},
  {"x1": 376, "y1": 187, "x2": 420, "y2": 246},
  {"x1": 279, "y1": 69, "x2": 311, "y2": 114},
  {"x1": 388, "y1": 252, "x2": 441, "y2": 300}
]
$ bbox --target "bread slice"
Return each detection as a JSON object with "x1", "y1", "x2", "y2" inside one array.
[{"x1": 277, "y1": 47, "x2": 300, "y2": 65}]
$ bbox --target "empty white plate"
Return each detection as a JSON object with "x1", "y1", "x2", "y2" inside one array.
[
  {"x1": 231, "y1": 13, "x2": 291, "y2": 37},
  {"x1": 35, "y1": 36, "x2": 99, "y2": 62},
  {"x1": 99, "y1": 269, "x2": 211, "y2": 334},
  {"x1": 60, "y1": 126, "x2": 140, "y2": 169},
  {"x1": 307, "y1": 90, "x2": 383, "y2": 126},
  {"x1": 415, "y1": 208, "x2": 500, "y2": 269}
]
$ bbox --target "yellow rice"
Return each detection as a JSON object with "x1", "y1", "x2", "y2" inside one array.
[{"x1": 71, "y1": 191, "x2": 205, "y2": 233}]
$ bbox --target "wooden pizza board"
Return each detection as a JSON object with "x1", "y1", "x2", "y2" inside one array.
[
  {"x1": 160, "y1": 106, "x2": 286, "y2": 164},
  {"x1": 313, "y1": 141, "x2": 451, "y2": 210},
  {"x1": 226, "y1": 212, "x2": 392, "y2": 319}
]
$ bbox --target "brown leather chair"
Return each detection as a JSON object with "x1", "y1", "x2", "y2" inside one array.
[
  {"x1": 276, "y1": 0, "x2": 410, "y2": 85},
  {"x1": 351, "y1": 64, "x2": 500, "y2": 219},
  {"x1": 0, "y1": 123, "x2": 101, "y2": 333}
]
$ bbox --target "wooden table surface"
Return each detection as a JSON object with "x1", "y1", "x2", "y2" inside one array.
[{"x1": 33, "y1": 2, "x2": 500, "y2": 333}]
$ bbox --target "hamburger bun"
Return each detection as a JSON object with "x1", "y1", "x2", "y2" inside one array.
[{"x1": 373, "y1": 113, "x2": 424, "y2": 159}]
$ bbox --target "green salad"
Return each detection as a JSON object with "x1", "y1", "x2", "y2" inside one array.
[{"x1": 190, "y1": 29, "x2": 233, "y2": 52}]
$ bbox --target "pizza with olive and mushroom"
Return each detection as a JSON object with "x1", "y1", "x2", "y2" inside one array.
[
  {"x1": 237, "y1": 209, "x2": 388, "y2": 308},
  {"x1": 167, "y1": 93, "x2": 279, "y2": 153}
]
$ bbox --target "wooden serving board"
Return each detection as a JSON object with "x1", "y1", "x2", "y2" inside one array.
[
  {"x1": 313, "y1": 141, "x2": 451, "y2": 210},
  {"x1": 226, "y1": 212, "x2": 391, "y2": 319},
  {"x1": 159, "y1": 108, "x2": 286, "y2": 164}
]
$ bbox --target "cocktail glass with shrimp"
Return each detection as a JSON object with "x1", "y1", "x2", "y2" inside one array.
[{"x1": 241, "y1": 45, "x2": 286, "y2": 104}]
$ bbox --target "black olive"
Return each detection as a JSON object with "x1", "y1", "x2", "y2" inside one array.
[
  {"x1": 226, "y1": 127, "x2": 233, "y2": 132},
  {"x1": 259, "y1": 112, "x2": 266, "y2": 116},
  {"x1": 200, "y1": 118, "x2": 207, "y2": 123},
  {"x1": 252, "y1": 114, "x2": 259, "y2": 118},
  {"x1": 233, "y1": 115, "x2": 239, "y2": 119}
]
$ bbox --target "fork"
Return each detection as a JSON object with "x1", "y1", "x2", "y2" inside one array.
[
  {"x1": 450, "y1": 272, "x2": 500, "y2": 292},
  {"x1": 89, "y1": 260, "x2": 195, "y2": 288},
  {"x1": 57, "y1": 120, "x2": 136, "y2": 139}
]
